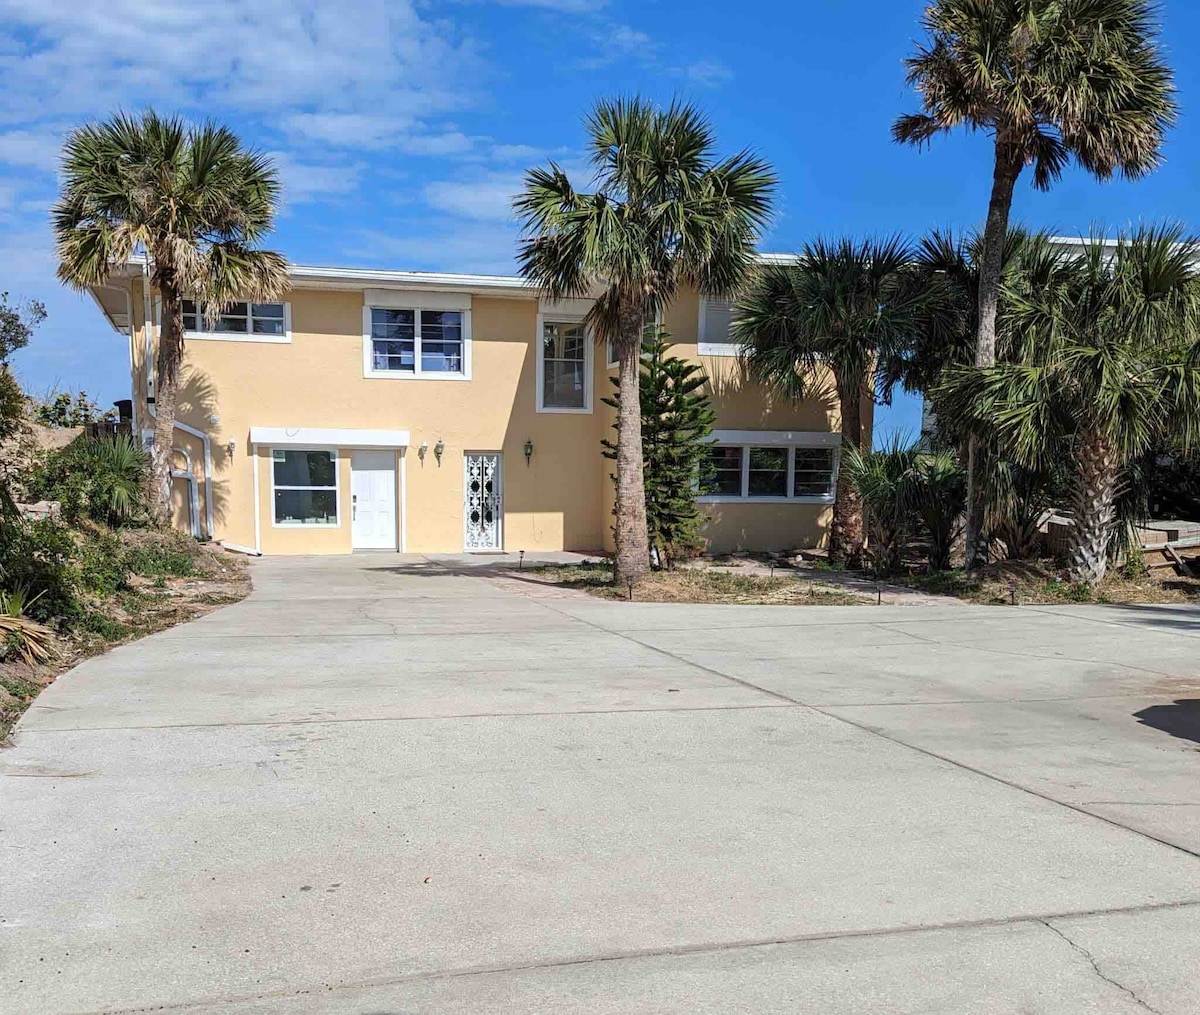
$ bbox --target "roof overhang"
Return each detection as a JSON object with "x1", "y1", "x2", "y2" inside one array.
[{"x1": 250, "y1": 427, "x2": 410, "y2": 449}]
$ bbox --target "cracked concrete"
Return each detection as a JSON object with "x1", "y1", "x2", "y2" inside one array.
[{"x1": 3, "y1": 554, "x2": 1200, "y2": 1013}]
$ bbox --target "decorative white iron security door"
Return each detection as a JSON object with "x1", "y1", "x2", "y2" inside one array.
[{"x1": 464, "y1": 453, "x2": 503, "y2": 550}]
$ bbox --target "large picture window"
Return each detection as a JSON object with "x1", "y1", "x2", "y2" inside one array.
[
  {"x1": 272, "y1": 449, "x2": 338, "y2": 526},
  {"x1": 538, "y1": 318, "x2": 591, "y2": 412},
  {"x1": 367, "y1": 307, "x2": 468, "y2": 378},
  {"x1": 181, "y1": 300, "x2": 288, "y2": 341},
  {"x1": 700, "y1": 441, "x2": 837, "y2": 503}
]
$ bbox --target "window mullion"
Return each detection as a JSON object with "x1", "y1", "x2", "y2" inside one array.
[
  {"x1": 786, "y1": 447, "x2": 796, "y2": 500},
  {"x1": 414, "y1": 309, "x2": 423, "y2": 376},
  {"x1": 740, "y1": 447, "x2": 750, "y2": 499}
]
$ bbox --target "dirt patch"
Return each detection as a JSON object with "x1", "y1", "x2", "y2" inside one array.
[
  {"x1": 0, "y1": 537, "x2": 250, "y2": 743},
  {"x1": 527, "y1": 563, "x2": 866, "y2": 606},
  {"x1": 898, "y1": 560, "x2": 1200, "y2": 606}
]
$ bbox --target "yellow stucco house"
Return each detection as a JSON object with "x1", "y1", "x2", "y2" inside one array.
[{"x1": 86, "y1": 259, "x2": 866, "y2": 556}]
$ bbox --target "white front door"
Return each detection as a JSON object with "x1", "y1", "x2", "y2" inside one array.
[
  {"x1": 351, "y1": 451, "x2": 397, "y2": 550},
  {"x1": 464, "y1": 452, "x2": 502, "y2": 551}
]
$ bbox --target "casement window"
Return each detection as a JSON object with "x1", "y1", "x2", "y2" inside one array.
[
  {"x1": 699, "y1": 436, "x2": 838, "y2": 503},
  {"x1": 538, "y1": 317, "x2": 592, "y2": 412},
  {"x1": 367, "y1": 307, "x2": 467, "y2": 377},
  {"x1": 698, "y1": 297, "x2": 738, "y2": 356},
  {"x1": 272, "y1": 449, "x2": 339, "y2": 526},
  {"x1": 179, "y1": 299, "x2": 290, "y2": 342}
]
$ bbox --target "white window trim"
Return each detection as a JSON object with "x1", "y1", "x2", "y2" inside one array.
[
  {"x1": 536, "y1": 313, "x2": 593, "y2": 414},
  {"x1": 698, "y1": 296, "x2": 740, "y2": 357},
  {"x1": 270, "y1": 448, "x2": 341, "y2": 528},
  {"x1": 362, "y1": 305, "x2": 473, "y2": 381},
  {"x1": 161, "y1": 298, "x2": 292, "y2": 344},
  {"x1": 697, "y1": 433, "x2": 840, "y2": 505}
]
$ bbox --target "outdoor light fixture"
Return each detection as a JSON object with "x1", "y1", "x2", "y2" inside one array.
[
  {"x1": 434, "y1": 439, "x2": 445, "y2": 465},
  {"x1": 524, "y1": 438, "x2": 534, "y2": 465},
  {"x1": 418, "y1": 440, "x2": 429, "y2": 462},
  {"x1": 226, "y1": 440, "x2": 236, "y2": 458}
]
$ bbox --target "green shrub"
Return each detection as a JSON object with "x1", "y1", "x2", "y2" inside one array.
[
  {"x1": 123, "y1": 533, "x2": 200, "y2": 579},
  {"x1": 24, "y1": 435, "x2": 148, "y2": 526},
  {"x1": 0, "y1": 519, "x2": 82, "y2": 623},
  {"x1": 75, "y1": 530, "x2": 130, "y2": 596}
]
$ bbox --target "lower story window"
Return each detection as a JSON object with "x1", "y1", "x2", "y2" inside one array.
[
  {"x1": 273, "y1": 449, "x2": 338, "y2": 525},
  {"x1": 794, "y1": 448, "x2": 836, "y2": 497},
  {"x1": 700, "y1": 443, "x2": 836, "y2": 501}
]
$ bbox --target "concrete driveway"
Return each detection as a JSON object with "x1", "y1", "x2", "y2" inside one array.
[{"x1": 4, "y1": 554, "x2": 1200, "y2": 1014}]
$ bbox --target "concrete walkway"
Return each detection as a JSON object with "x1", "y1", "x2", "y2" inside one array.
[{"x1": 3, "y1": 554, "x2": 1200, "y2": 1014}]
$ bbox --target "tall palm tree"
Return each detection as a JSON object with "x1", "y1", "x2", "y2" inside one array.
[
  {"x1": 893, "y1": 0, "x2": 1177, "y2": 568},
  {"x1": 733, "y1": 237, "x2": 929, "y2": 564},
  {"x1": 937, "y1": 226, "x2": 1200, "y2": 585},
  {"x1": 514, "y1": 97, "x2": 775, "y2": 585},
  {"x1": 54, "y1": 111, "x2": 288, "y2": 522}
]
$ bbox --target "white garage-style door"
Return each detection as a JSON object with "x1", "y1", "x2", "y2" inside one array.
[{"x1": 351, "y1": 451, "x2": 397, "y2": 550}]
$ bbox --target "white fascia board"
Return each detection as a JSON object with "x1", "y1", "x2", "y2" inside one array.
[
  {"x1": 250, "y1": 427, "x2": 411, "y2": 448},
  {"x1": 710, "y1": 430, "x2": 842, "y2": 447},
  {"x1": 365, "y1": 288, "x2": 472, "y2": 311}
]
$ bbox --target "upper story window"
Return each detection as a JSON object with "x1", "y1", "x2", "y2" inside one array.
[
  {"x1": 699, "y1": 436, "x2": 838, "y2": 504},
  {"x1": 180, "y1": 299, "x2": 290, "y2": 342},
  {"x1": 364, "y1": 301, "x2": 471, "y2": 380},
  {"x1": 538, "y1": 318, "x2": 592, "y2": 413},
  {"x1": 698, "y1": 297, "x2": 738, "y2": 356}
]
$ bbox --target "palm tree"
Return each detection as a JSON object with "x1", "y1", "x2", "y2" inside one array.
[
  {"x1": 54, "y1": 111, "x2": 288, "y2": 522},
  {"x1": 893, "y1": 0, "x2": 1177, "y2": 568},
  {"x1": 937, "y1": 226, "x2": 1200, "y2": 585},
  {"x1": 514, "y1": 97, "x2": 775, "y2": 585},
  {"x1": 733, "y1": 237, "x2": 929, "y2": 564},
  {"x1": 842, "y1": 438, "x2": 923, "y2": 576}
]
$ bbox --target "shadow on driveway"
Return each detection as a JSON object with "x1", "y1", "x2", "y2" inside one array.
[{"x1": 1134, "y1": 698, "x2": 1200, "y2": 746}]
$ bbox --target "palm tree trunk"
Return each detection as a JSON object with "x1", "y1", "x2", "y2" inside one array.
[
  {"x1": 965, "y1": 134, "x2": 1024, "y2": 570},
  {"x1": 830, "y1": 382, "x2": 864, "y2": 565},
  {"x1": 149, "y1": 286, "x2": 184, "y2": 525},
  {"x1": 1068, "y1": 429, "x2": 1119, "y2": 586},
  {"x1": 612, "y1": 303, "x2": 650, "y2": 586}
]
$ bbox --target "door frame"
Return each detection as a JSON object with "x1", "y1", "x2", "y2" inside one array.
[
  {"x1": 462, "y1": 451, "x2": 503, "y2": 552},
  {"x1": 350, "y1": 449, "x2": 399, "y2": 551}
]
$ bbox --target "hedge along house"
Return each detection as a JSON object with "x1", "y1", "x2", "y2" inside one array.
[{"x1": 85, "y1": 256, "x2": 869, "y2": 556}]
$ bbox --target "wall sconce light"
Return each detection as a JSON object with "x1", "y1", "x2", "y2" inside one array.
[
  {"x1": 434, "y1": 439, "x2": 445, "y2": 466},
  {"x1": 418, "y1": 440, "x2": 429, "y2": 462},
  {"x1": 524, "y1": 438, "x2": 534, "y2": 465},
  {"x1": 226, "y1": 440, "x2": 237, "y2": 458}
]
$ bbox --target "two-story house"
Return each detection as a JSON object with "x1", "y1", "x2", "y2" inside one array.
[{"x1": 85, "y1": 258, "x2": 865, "y2": 556}]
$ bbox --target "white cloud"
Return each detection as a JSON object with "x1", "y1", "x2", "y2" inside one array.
[
  {"x1": 268, "y1": 152, "x2": 364, "y2": 206},
  {"x1": 490, "y1": 0, "x2": 606, "y2": 10},
  {"x1": 0, "y1": 127, "x2": 66, "y2": 172},
  {"x1": 346, "y1": 222, "x2": 519, "y2": 275},
  {"x1": 683, "y1": 60, "x2": 734, "y2": 88},
  {"x1": 424, "y1": 173, "x2": 523, "y2": 223}
]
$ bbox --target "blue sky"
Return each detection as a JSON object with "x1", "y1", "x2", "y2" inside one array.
[{"x1": 2, "y1": 0, "x2": 1198, "y2": 444}]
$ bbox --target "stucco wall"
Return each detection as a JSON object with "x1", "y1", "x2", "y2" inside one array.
[{"x1": 128, "y1": 279, "x2": 855, "y2": 556}]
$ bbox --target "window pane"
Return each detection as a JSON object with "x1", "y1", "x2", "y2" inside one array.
[
  {"x1": 794, "y1": 448, "x2": 835, "y2": 497},
  {"x1": 543, "y1": 360, "x2": 586, "y2": 408},
  {"x1": 182, "y1": 313, "x2": 198, "y2": 331},
  {"x1": 748, "y1": 447, "x2": 787, "y2": 497},
  {"x1": 252, "y1": 316, "x2": 285, "y2": 335},
  {"x1": 224, "y1": 302, "x2": 248, "y2": 316},
  {"x1": 543, "y1": 321, "x2": 585, "y2": 361},
  {"x1": 274, "y1": 489, "x2": 338, "y2": 526},
  {"x1": 252, "y1": 303, "x2": 285, "y2": 318},
  {"x1": 371, "y1": 309, "x2": 415, "y2": 371},
  {"x1": 182, "y1": 299, "x2": 197, "y2": 315},
  {"x1": 420, "y1": 311, "x2": 463, "y2": 372},
  {"x1": 214, "y1": 315, "x2": 248, "y2": 333},
  {"x1": 273, "y1": 450, "x2": 336, "y2": 487},
  {"x1": 702, "y1": 446, "x2": 743, "y2": 495}
]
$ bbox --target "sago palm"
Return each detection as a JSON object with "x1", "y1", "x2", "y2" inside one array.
[
  {"x1": 894, "y1": 0, "x2": 1177, "y2": 568},
  {"x1": 514, "y1": 97, "x2": 775, "y2": 584},
  {"x1": 53, "y1": 111, "x2": 288, "y2": 522},
  {"x1": 733, "y1": 236, "x2": 929, "y2": 564},
  {"x1": 937, "y1": 226, "x2": 1200, "y2": 585},
  {"x1": 842, "y1": 439, "x2": 923, "y2": 576}
]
